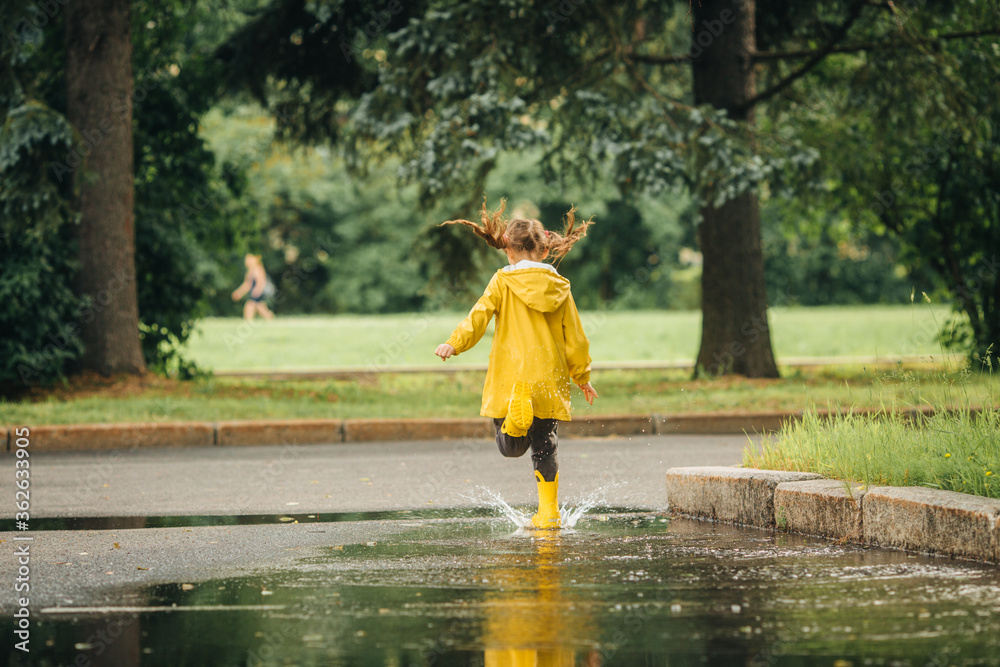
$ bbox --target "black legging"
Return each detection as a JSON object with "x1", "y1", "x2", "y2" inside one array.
[{"x1": 493, "y1": 418, "x2": 559, "y2": 482}]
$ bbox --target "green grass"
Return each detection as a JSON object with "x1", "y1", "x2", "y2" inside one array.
[
  {"x1": 3, "y1": 304, "x2": 988, "y2": 428},
  {"x1": 183, "y1": 305, "x2": 953, "y2": 370},
  {"x1": 3, "y1": 365, "x2": 998, "y2": 426},
  {"x1": 744, "y1": 367, "x2": 1000, "y2": 498}
]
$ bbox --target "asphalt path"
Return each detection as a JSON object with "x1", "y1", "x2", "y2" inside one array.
[{"x1": 0, "y1": 435, "x2": 750, "y2": 608}]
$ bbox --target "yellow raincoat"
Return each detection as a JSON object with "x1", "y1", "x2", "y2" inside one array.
[{"x1": 446, "y1": 267, "x2": 592, "y2": 421}]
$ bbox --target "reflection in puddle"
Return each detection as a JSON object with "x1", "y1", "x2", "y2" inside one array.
[
  {"x1": 481, "y1": 531, "x2": 598, "y2": 666},
  {"x1": 4, "y1": 513, "x2": 1000, "y2": 666}
]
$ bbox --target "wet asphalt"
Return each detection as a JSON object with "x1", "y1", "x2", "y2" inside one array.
[{"x1": 0, "y1": 435, "x2": 749, "y2": 609}]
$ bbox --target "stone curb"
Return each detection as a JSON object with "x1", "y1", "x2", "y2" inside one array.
[
  {"x1": 562, "y1": 415, "x2": 654, "y2": 438},
  {"x1": 26, "y1": 423, "x2": 215, "y2": 452},
  {"x1": 656, "y1": 413, "x2": 792, "y2": 434},
  {"x1": 0, "y1": 405, "x2": 960, "y2": 453},
  {"x1": 775, "y1": 479, "x2": 866, "y2": 541},
  {"x1": 665, "y1": 466, "x2": 823, "y2": 528},
  {"x1": 217, "y1": 419, "x2": 345, "y2": 446},
  {"x1": 863, "y1": 486, "x2": 1000, "y2": 563},
  {"x1": 343, "y1": 418, "x2": 493, "y2": 442},
  {"x1": 666, "y1": 466, "x2": 1000, "y2": 564},
  {"x1": 0, "y1": 412, "x2": 755, "y2": 452}
]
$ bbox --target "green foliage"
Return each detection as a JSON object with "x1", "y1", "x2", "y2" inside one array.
[
  {"x1": 546, "y1": 199, "x2": 668, "y2": 309},
  {"x1": 343, "y1": 1, "x2": 818, "y2": 210},
  {"x1": 199, "y1": 104, "x2": 428, "y2": 315},
  {"x1": 128, "y1": 2, "x2": 261, "y2": 375},
  {"x1": 199, "y1": 106, "x2": 705, "y2": 314},
  {"x1": 0, "y1": 102, "x2": 76, "y2": 232},
  {"x1": 199, "y1": 98, "x2": 936, "y2": 314},
  {"x1": 218, "y1": 1, "x2": 818, "y2": 273},
  {"x1": 0, "y1": 1, "x2": 259, "y2": 382},
  {"x1": 0, "y1": 3, "x2": 84, "y2": 387},
  {"x1": 761, "y1": 206, "x2": 925, "y2": 306},
  {"x1": 0, "y1": 227, "x2": 84, "y2": 388},
  {"x1": 768, "y1": 2, "x2": 1000, "y2": 364},
  {"x1": 480, "y1": 150, "x2": 697, "y2": 310}
]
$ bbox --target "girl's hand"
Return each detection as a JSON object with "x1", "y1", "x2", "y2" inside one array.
[
  {"x1": 435, "y1": 343, "x2": 456, "y2": 361},
  {"x1": 577, "y1": 382, "x2": 598, "y2": 405}
]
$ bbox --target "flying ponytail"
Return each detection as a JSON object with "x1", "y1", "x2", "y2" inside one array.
[
  {"x1": 440, "y1": 197, "x2": 593, "y2": 264},
  {"x1": 439, "y1": 198, "x2": 509, "y2": 250},
  {"x1": 544, "y1": 206, "x2": 594, "y2": 265}
]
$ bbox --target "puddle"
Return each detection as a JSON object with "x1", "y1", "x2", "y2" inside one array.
[
  {"x1": 5, "y1": 514, "x2": 1000, "y2": 665},
  {"x1": 0, "y1": 506, "x2": 635, "y2": 533}
]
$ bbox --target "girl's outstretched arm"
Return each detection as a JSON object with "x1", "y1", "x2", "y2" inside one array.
[
  {"x1": 577, "y1": 382, "x2": 598, "y2": 405},
  {"x1": 442, "y1": 274, "x2": 501, "y2": 355}
]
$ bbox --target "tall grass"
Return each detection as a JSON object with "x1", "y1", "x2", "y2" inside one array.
[{"x1": 744, "y1": 359, "x2": 1000, "y2": 498}]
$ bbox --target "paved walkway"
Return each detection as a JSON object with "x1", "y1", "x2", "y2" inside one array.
[
  {"x1": 9, "y1": 434, "x2": 750, "y2": 517},
  {"x1": 0, "y1": 435, "x2": 749, "y2": 608}
]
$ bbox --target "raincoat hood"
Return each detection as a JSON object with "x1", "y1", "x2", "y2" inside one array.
[{"x1": 497, "y1": 268, "x2": 570, "y2": 313}]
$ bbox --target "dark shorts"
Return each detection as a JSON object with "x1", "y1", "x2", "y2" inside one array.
[{"x1": 493, "y1": 418, "x2": 560, "y2": 482}]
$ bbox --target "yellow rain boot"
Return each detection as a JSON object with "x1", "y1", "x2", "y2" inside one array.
[
  {"x1": 531, "y1": 471, "x2": 561, "y2": 529},
  {"x1": 501, "y1": 382, "x2": 533, "y2": 438}
]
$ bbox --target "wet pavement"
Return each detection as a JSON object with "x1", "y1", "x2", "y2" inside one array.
[
  {"x1": 3, "y1": 514, "x2": 1000, "y2": 666},
  {"x1": 2, "y1": 436, "x2": 999, "y2": 665},
  {"x1": 0, "y1": 435, "x2": 747, "y2": 517}
]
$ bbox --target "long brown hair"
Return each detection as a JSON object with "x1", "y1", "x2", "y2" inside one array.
[{"x1": 440, "y1": 198, "x2": 593, "y2": 265}]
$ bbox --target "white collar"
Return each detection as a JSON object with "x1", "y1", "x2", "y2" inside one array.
[{"x1": 503, "y1": 260, "x2": 559, "y2": 274}]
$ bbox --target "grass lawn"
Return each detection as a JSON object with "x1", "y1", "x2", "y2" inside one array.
[
  {"x1": 3, "y1": 364, "x2": 997, "y2": 426},
  {"x1": 2, "y1": 304, "x2": 986, "y2": 427},
  {"x1": 182, "y1": 304, "x2": 954, "y2": 370}
]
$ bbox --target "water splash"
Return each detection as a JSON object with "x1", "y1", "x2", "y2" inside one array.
[
  {"x1": 467, "y1": 484, "x2": 619, "y2": 531},
  {"x1": 472, "y1": 487, "x2": 532, "y2": 528},
  {"x1": 559, "y1": 485, "x2": 609, "y2": 528}
]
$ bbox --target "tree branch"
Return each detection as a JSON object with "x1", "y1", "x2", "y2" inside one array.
[
  {"x1": 628, "y1": 27, "x2": 1000, "y2": 66},
  {"x1": 737, "y1": 1, "x2": 868, "y2": 112},
  {"x1": 595, "y1": 3, "x2": 689, "y2": 120},
  {"x1": 753, "y1": 28, "x2": 1000, "y2": 60},
  {"x1": 628, "y1": 53, "x2": 691, "y2": 65}
]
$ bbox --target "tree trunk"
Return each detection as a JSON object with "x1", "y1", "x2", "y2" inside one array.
[
  {"x1": 691, "y1": 0, "x2": 780, "y2": 378},
  {"x1": 66, "y1": 0, "x2": 145, "y2": 375}
]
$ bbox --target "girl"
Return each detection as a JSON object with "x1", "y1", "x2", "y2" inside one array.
[
  {"x1": 434, "y1": 200, "x2": 598, "y2": 529},
  {"x1": 231, "y1": 253, "x2": 275, "y2": 321}
]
